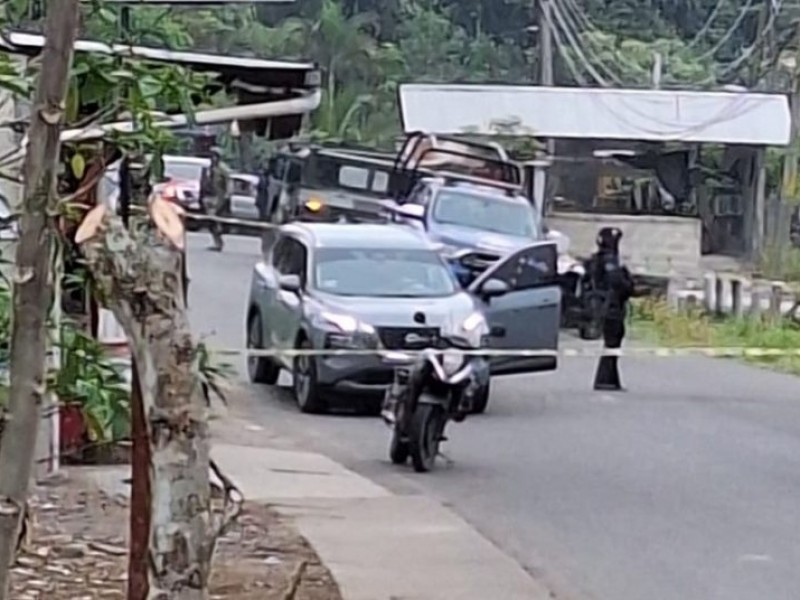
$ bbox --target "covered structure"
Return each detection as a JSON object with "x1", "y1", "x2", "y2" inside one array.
[{"x1": 398, "y1": 83, "x2": 792, "y2": 275}]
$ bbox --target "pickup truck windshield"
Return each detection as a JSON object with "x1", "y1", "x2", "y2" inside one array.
[
  {"x1": 314, "y1": 248, "x2": 457, "y2": 298},
  {"x1": 432, "y1": 189, "x2": 537, "y2": 237}
]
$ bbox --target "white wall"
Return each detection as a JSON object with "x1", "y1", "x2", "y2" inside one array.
[{"x1": 549, "y1": 211, "x2": 702, "y2": 276}]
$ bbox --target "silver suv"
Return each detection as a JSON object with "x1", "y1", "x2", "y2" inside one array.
[{"x1": 245, "y1": 222, "x2": 561, "y2": 414}]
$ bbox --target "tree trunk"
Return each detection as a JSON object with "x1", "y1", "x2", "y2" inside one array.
[
  {"x1": 0, "y1": 1, "x2": 80, "y2": 596},
  {"x1": 79, "y1": 212, "x2": 218, "y2": 600}
]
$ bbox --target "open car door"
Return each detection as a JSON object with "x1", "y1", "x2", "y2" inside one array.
[{"x1": 467, "y1": 241, "x2": 561, "y2": 376}]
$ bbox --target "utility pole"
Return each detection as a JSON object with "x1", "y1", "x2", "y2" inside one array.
[
  {"x1": 751, "y1": 0, "x2": 775, "y2": 90},
  {"x1": 0, "y1": 0, "x2": 81, "y2": 597},
  {"x1": 537, "y1": 0, "x2": 555, "y2": 212},
  {"x1": 538, "y1": 0, "x2": 553, "y2": 88},
  {"x1": 780, "y1": 23, "x2": 800, "y2": 211}
]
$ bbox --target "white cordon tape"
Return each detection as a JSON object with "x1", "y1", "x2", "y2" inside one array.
[
  {"x1": 178, "y1": 210, "x2": 390, "y2": 230},
  {"x1": 183, "y1": 212, "x2": 281, "y2": 230},
  {"x1": 214, "y1": 347, "x2": 800, "y2": 358},
  {"x1": 173, "y1": 213, "x2": 799, "y2": 360}
]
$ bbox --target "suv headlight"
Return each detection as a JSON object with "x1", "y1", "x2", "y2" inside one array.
[
  {"x1": 446, "y1": 311, "x2": 488, "y2": 349},
  {"x1": 316, "y1": 311, "x2": 378, "y2": 350}
]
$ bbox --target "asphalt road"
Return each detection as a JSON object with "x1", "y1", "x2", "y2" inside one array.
[{"x1": 187, "y1": 232, "x2": 800, "y2": 600}]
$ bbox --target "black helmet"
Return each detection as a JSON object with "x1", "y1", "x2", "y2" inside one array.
[{"x1": 596, "y1": 227, "x2": 622, "y2": 253}]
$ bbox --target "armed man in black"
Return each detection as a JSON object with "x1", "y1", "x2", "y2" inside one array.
[{"x1": 588, "y1": 227, "x2": 635, "y2": 391}]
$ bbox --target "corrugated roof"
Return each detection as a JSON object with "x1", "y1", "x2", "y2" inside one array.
[{"x1": 398, "y1": 84, "x2": 791, "y2": 146}]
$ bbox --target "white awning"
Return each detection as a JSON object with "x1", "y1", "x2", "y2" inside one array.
[{"x1": 399, "y1": 84, "x2": 792, "y2": 146}]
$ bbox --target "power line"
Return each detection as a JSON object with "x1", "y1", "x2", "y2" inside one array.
[
  {"x1": 697, "y1": 0, "x2": 758, "y2": 60},
  {"x1": 558, "y1": 0, "x2": 648, "y2": 77},
  {"x1": 717, "y1": 0, "x2": 784, "y2": 79},
  {"x1": 551, "y1": 0, "x2": 625, "y2": 86},
  {"x1": 547, "y1": 0, "x2": 611, "y2": 86},
  {"x1": 542, "y1": 7, "x2": 762, "y2": 142},
  {"x1": 687, "y1": 0, "x2": 729, "y2": 48}
]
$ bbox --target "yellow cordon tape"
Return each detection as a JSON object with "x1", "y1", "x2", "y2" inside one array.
[{"x1": 213, "y1": 347, "x2": 800, "y2": 359}]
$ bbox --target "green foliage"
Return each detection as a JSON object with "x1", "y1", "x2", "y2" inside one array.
[
  {"x1": 0, "y1": 0, "x2": 776, "y2": 149},
  {"x1": 631, "y1": 297, "x2": 800, "y2": 375},
  {"x1": 67, "y1": 51, "x2": 214, "y2": 165},
  {"x1": 52, "y1": 321, "x2": 131, "y2": 443},
  {"x1": 194, "y1": 341, "x2": 235, "y2": 406},
  {"x1": 0, "y1": 53, "x2": 31, "y2": 97}
]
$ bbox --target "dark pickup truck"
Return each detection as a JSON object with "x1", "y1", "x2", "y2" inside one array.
[
  {"x1": 262, "y1": 132, "x2": 541, "y2": 243},
  {"x1": 262, "y1": 131, "x2": 564, "y2": 287}
]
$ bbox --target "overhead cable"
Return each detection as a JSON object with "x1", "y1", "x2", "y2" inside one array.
[
  {"x1": 697, "y1": 0, "x2": 758, "y2": 60},
  {"x1": 547, "y1": 0, "x2": 611, "y2": 86},
  {"x1": 550, "y1": 0, "x2": 625, "y2": 86},
  {"x1": 717, "y1": 0, "x2": 783, "y2": 78},
  {"x1": 544, "y1": 7, "x2": 763, "y2": 142},
  {"x1": 687, "y1": 0, "x2": 729, "y2": 48},
  {"x1": 559, "y1": 0, "x2": 647, "y2": 76}
]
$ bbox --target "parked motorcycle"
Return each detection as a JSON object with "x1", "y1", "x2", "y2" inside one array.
[{"x1": 382, "y1": 330, "x2": 498, "y2": 473}]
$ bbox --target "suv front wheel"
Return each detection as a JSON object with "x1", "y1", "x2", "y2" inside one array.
[
  {"x1": 293, "y1": 338, "x2": 327, "y2": 414},
  {"x1": 247, "y1": 312, "x2": 280, "y2": 385}
]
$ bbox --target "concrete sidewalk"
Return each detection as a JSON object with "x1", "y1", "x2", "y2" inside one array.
[
  {"x1": 86, "y1": 409, "x2": 552, "y2": 599},
  {"x1": 210, "y1": 441, "x2": 552, "y2": 600}
]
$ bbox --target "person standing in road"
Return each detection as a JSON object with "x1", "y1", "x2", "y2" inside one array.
[
  {"x1": 255, "y1": 162, "x2": 275, "y2": 255},
  {"x1": 590, "y1": 227, "x2": 634, "y2": 391},
  {"x1": 201, "y1": 147, "x2": 232, "y2": 252}
]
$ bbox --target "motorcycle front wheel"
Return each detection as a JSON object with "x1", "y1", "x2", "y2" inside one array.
[
  {"x1": 409, "y1": 403, "x2": 445, "y2": 473},
  {"x1": 389, "y1": 431, "x2": 410, "y2": 465}
]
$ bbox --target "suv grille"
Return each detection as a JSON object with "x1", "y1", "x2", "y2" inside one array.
[{"x1": 378, "y1": 327, "x2": 440, "y2": 350}]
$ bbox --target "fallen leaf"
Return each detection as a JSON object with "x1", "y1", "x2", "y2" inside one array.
[{"x1": 75, "y1": 204, "x2": 107, "y2": 244}]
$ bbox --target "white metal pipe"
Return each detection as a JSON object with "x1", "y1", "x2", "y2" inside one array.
[
  {"x1": 1, "y1": 90, "x2": 321, "y2": 167},
  {"x1": 62, "y1": 89, "x2": 322, "y2": 142}
]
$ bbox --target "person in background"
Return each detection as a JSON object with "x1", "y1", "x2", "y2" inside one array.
[
  {"x1": 590, "y1": 227, "x2": 634, "y2": 391},
  {"x1": 201, "y1": 147, "x2": 231, "y2": 252},
  {"x1": 255, "y1": 161, "x2": 274, "y2": 255}
]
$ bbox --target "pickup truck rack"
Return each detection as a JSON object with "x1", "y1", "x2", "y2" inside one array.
[
  {"x1": 393, "y1": 131, "x2": 523, "y2": 196},
  {"x1": 265, "y1": 131, "x2": 527, "y2": 226}
]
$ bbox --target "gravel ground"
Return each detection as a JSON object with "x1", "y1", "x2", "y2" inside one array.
[{"x1": 9, "y1": 472, "x2": 342, "y2": 600}]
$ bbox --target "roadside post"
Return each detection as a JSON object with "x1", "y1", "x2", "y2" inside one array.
[{"x1": 523, "y1": 155, "x2": 552, "y2": 221}]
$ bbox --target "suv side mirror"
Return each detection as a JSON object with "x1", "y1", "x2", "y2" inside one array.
[
  {"x1": 278, "y1": 274, "x2": 301, "y2": 293},
  {"x1": 480, "y1": 278, "x2": 510, "y2": 299},
  {"x1": 490, "y1": 325, "x2": 506, "y2": 338}
]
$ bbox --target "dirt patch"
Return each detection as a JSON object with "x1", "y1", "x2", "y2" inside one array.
[{"x1": 9, "y1": 472, "x2": 342, "y2": 600}]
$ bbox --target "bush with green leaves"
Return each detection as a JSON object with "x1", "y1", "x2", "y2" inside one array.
[{"x1": 53, "y1": 321, "x2": 131, "y2": 443}]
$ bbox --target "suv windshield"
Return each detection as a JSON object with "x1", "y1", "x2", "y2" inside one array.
[
  {"x1": 432, "y1": 189, "x2": 538, "y2": 237},
  {"x1": 314, "y1": 248, "x2": 457, "y2": 298}
]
